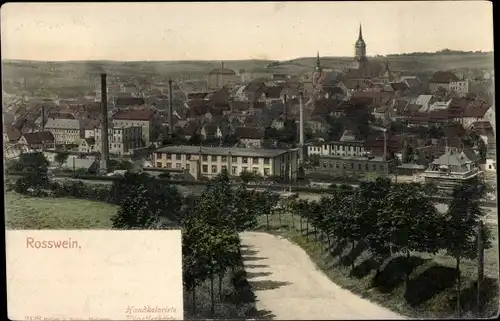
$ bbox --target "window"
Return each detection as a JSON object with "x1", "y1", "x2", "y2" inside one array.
[
  {"x1": 176, "y1": 154, "x2": 182, "y2": 160},
  {"x1": 372, "y1": 164, "x2": 377, "y2": 171},
  {"x1": 175, "y1": 163, "x2": 181, "y2": 169},
  {"x1": 242, "y1": 157, "x2": 248, "y2": 164},
  {"x1": 202, "y1": 165, "x2": 208, "y2": 173},
  {"x1": 242, "y1": 166, "x2": 248, "y2": 172},
  {"x1": 253, "y1": 157, "x2": 260, "y2": 164},
  {"x1": 264, "y1": 168, "x2": 270, "y2": 176},
  {"x1": 186, "y1": 164, "x2": 190, "y2": 171},
  {"x1": 166, "y1": 154, "x2": 172, "y2": 160},
  {"x1": 329, "y1": 162, "x2": 333, "y2": 168},
  {"x1": 358, "y1": 164, "x2": 362, "y2": 170},
  {"x1": 186, "y1": 154, "x2": 191, "y2": 160},
  {"x1": 336, "y1": 163, "x2": 340, "y2": 169},
  {"x1": 155, "y1": 153, "x2": 162, "y2": 159},
  {"x1": 343, "y1": 163, "x2": 346, "y2": 169},
  {"x1": 232, "y1": 156, "x2": 238, "y2": 163},
  {"x1": 221, "y1": 156, "x2": 227, "y2": 162},
  {"x1": 232, "y1": 166, "x2": 237, "y2": 174},
  {"x1": 365, "y1": 164, "x2": 369, "y2": 171},
  {"x1": 156, "y1": 162, "x2": 162, "y2": 167},
  {"x1": 166, "y1": 163, "x2": 172, "y2": 169},
  {"x1": 222, "y1": 165, "x2": 227, "y2": 171},
  {"x1": 202, "y1": 155, "x2": 208, "y2": 161},
  {"x1": 380, "y1": 165, "x2": 385, "y2": 171},
  {"x1": 351, "y1": 162, "x2": 354, "y2": 169},
  {"x1": 323, "y1": 162, "x2": 327, "y2": 168},
  {"x1": 252, "y1": 167, "x2": 259, "y2": 173},
  {"x1": 212, "y1": 165, "x2": 217, "y2": 173},
  {"x1": 489, "y1": 165, "x2": 492, "y2": 169}
]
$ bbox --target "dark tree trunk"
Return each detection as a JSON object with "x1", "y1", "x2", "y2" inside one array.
[
  {"x1": 192, "y1": 286, "x2": 196, "y2": 315},
  {"x1": 210, "y1": 273, "x2": 215, "y2": 316},
  {"x1": 456, "y1": 256, "x2": 461, "y2": 317},
  {"x1": 266, "y1": 212, "x2": 269, "y2": 229},
  {"x1": 351, "y1": 240, "x2": 356, "y2": 270},
  {"x1": 405, "y1": 250, "x2": 410, "y2": 292},
  {"x1": 218, "y1": 273, "x2": 223, "y2": 301}
]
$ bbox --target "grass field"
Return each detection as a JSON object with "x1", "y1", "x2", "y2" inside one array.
[
  {"x1": 4, "y1": 191, "x2": 259, "y2": 320},
  {"x1": 256, "y1": 212, "x2": 499, "y2": 318},
  {"x1": 4, "y1": 191, "x2": 117, "y2": 229}
]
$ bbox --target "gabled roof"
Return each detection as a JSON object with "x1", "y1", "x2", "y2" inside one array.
[
  {"x1": 115, "y1": 97, "x2": 145, "y2": 107},
  {"x1": 430, "y1": 71, "x2": 460, "y2": 83},
  {"x1": 112, "y1": 109, "x2": 156, "y2": 121},
  {"x1": 234, "y1": 126, "x2": 264, "y2": 140},
  {"x1": 44, "y1": 118, "x2": 86, "y2": 130},
  {"x1": 22, "y1": 131, "x2": 55, "y2": 145},
  {"x1": 3, "y1": 126, "x2": 22, "y2": 141}
]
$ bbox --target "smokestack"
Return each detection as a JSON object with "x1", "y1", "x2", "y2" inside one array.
[
  {"x1": 283, "y1": 94, "x2": 288, "y2": 120},
  {"x1": 99, "y1": 73, "x2": 109, "y2": 173},
  {"x1": 299, "y1": 92, "x2": 304, "y2": 163},
  {"x1": 168, "y1": 79, "x2": 174, "y2": 137}
]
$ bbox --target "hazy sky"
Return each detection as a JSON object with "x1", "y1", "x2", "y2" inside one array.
[{"x1": 1, "y1": 1, "x2": 494, "y2": 61}]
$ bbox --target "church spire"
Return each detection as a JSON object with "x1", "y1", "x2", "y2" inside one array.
[
  {"x1": 358, "y1": 23, "x2": 363, "y2": 40},
  {"x1": 315, "y1": 50, "x2": 322, "y2": 71}
]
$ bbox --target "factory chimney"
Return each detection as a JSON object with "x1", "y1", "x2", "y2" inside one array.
[
  {"x1": 99, "y1": 73, "x2": 110, "y2": 174},
  {"x1": 299, "y1": 91, "x2": 305, "y2": 163},
  {"x1": 168, "y1": 79, "x2": 174, "y2": 137}
]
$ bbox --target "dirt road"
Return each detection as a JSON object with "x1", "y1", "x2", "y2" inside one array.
[{"x1": 240, "y1": 232, "x2": 405, "y2": 320}]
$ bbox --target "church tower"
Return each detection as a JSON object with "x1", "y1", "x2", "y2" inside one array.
[
  {"x1": 315, "y1": 51, "x2": 323, "y2": 72},
  {"x1": 354, "y1": 24, "x2": 367, "y2": 62}
]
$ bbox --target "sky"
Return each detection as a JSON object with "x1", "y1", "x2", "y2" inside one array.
[{"x1": 0, "y1": 1, "x2": 494, "y2": 61}]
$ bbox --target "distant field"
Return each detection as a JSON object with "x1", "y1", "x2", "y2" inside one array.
[
  {"x1": 1, "y1": 53, "x2": 494, "y2": 92},
  {"x1": 4, "y1": 192, "x2": 117, "y2": 229}
]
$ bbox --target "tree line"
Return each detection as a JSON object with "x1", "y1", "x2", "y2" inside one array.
[{"x1": 285, "y1": 177, "x2": 492, "y2": 316}]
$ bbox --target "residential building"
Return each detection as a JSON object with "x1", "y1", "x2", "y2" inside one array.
[
  {"x1": 234, "y1": 127, "x2": 265, "y2": 148},
  {"x1": 112, "y1": 109, "x2": 160, "y2": 145},
  {"x1": 200, "y1": 124, "x2": 223, "y2": 141},
  {"x1": 422, "y1": 149, "x2": 482, "y2": 191},
  {"x1": 317, "y1": 154, "x2": 390, "y2": 177},
  {"x1": 78, "y1": 138, "x2": 96, "y2": 153},
  {"x1": 44, "y1": 118, "x2": 87, "y2": 145},
  {"x1": 207, "y1": 63, "x2": 240, "y2": 90},
  {"x1": 18, "y1": 131, "x2": 55, "y2": 150},
  {"x1": 428, "y1": 71, "x2": 460, "y2": 93},
  {"x1": 307, "y1": 140, "x2": 367, "y2": 157},
  {"x1": 153, "y1": 145, "x2": 299, "y2": 181},
  {"x1": 449, "y1": 80, "x2": 469, "y2": 95},
  {"x1": 94, "y1": 126, "x2": 143, "y2": 156}
]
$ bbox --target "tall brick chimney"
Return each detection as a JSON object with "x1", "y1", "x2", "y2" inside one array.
[{"x1": 99, "y1": 73, "x2": 109, "y2": 173}]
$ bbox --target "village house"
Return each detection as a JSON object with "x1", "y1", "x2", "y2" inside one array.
[
  {"x1": 428, "y1": 71, "x2": 460, "y2": 93},
  {"x1": 422, "y1": 149, "x2": 482, "y2": 192},
  {"x1": 200, "y1": 124, "x2": 223, "y2": 141},
  {"x1": 94, "y1": 126, "x2": 143, "y2": 156},
  {"x1": 18, "y1": 131, "x2": 55, "y2": 150},
  {"x1": 317, "y1": 154, "x2": 391, "y2": 178},
  {"x1": 234, "y1": 127, "x2": 265, "y2": 148},
  {"x1": 78, "y1": 138, "x2": 96, "y2": 154},
  {"x1": 3, "y1": 126, "x2": 22, "y2": 145},
  {"x1": 112, "y1": 109, "x2": 160, "y2": 146},
  {"x1": 44, "y1": 118, "x2": 87, "y2": 145}
]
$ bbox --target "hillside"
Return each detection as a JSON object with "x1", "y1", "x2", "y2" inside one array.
[{"x1": 1, "y1": 52, "x2": 494, "y2": 94}]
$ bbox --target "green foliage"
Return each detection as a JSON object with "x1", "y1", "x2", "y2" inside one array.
[{"x1": 13, "y1": 152, "x2": 50, "y2": 194}]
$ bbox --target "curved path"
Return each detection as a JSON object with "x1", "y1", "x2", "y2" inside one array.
[{"x1": 240, "y1": 232, "x2": 405, "y2": 320}]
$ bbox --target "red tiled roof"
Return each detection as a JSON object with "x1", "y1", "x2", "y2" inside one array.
[
  {"x1": 112, "y1": 109, "x2": 156, "y2": 121},
  {"x1": 115, "y1": 97, "x2": 145, "y2": 107},
  {"x1": 430, "y1": 71, "x2": 460, "y2": 83},
  {"x1": 22, "y1": 131, "x2": 54, "y2": 145},
  {"x1": 234, "y1": 127, "x2": 264, "y2": 140},
  {"x1": 4, "y1": 126, "x2": 22, "y2": 141},
  {"x1": 463, "y1": 100, "x2": 490, "y2": 118}
]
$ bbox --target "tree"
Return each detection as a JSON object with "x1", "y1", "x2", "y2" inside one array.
[
  {"x1": 14, "y1": 152, "x2": 50, "y2": 194},
  {"x1": 442, "y1": 179, "x2": 491, "y2": 316},
  {"x1": 111, "y1": 185, "x2": 159, "y2": 229},
  {"x1": 384, "y1": 182, "x2": 443, "y2": 290}
]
